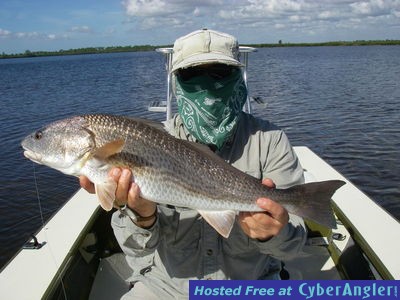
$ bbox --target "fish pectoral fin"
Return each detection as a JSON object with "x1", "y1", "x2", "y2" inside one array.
[
  {"x1": 94, "y1": 139, "x2": 125, "y2": 160},
  {"x1": 95, "y1": 180, "x2": 117, "y2": 211},
  {"x1": 198, "y1": 210, "x2": 236, "y2": 238}
]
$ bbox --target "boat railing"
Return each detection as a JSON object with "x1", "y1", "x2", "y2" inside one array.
[{"x1": 149, "y1": 46, "x2": 257, "y2": 120}]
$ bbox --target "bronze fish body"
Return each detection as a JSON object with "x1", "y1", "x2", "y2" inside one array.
[{"x1": 22, "y1": 114, "x2": 345, "y2": 237}]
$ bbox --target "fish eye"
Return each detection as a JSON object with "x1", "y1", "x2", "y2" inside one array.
[{"x1": 34, "y1": 131, "x2": 43, "y2": 140}]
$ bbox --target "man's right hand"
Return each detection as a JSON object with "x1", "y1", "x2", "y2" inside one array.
[{"x1": 79, "y1": 168, "x2": 157, "y2": 224}]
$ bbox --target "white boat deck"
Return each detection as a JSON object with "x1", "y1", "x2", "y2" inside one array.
[
  {"x1": 0, "y1": 189, "x2": 99, "y2": 300},
  {"x1": 295, "y1": 146, "x2": 400, "y2": 279}
]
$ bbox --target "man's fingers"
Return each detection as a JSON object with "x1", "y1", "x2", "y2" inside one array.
[
  {"x1": 128, "y1": 182, "x2": 141, "y2": 203},
  {"x1": 114, "y1": 169, "x2": 132, "y2": 203},
  {"x1": 261, "y1": 178, "x2": 275, "y2": 188},
  {"x1": 109, "y1": 167, "x2": 122, "y2": 181},
  {"x1": 239, "y1": 211, "x2": 278, "y2": 239},
  {"x1": 256, "y1": 198, "x2": 289, "y2": 224},
  {"x1": 79, "y1": 176, "x2": 95, "y2": 194}
]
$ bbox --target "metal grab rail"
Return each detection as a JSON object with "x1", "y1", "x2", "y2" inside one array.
[{"x1": 150, "y1": 46, "x2": 257, "y2": 121}]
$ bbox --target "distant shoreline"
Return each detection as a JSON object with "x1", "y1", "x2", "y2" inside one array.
[{"x1": 1, "y1": 40, "x2": 399, "y2": 59}]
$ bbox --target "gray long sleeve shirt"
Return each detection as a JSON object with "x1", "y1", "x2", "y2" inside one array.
[{"x1": 111, "y1": 112, "x2": 307, "y2": 299}]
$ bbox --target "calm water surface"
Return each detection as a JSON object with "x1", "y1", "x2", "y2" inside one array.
[{"x1": 0, "y1": 46, "x2": 399, "y2": 268}]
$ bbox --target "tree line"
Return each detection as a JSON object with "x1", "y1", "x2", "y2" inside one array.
[
  {"x1": 1, "y1": 40, "x2": 400, "y2": 59},
  {"x1": 247, "y1": 39, "x2": 400, "y2": 48},
  {"x1": 0, "y1": 45, "x2": 167, "y2": 59}
]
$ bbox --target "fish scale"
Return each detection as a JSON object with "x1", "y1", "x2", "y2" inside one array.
[
  {"x1": 87, "y1": 115, "x2": 251, "y2": 207},
  {"x1": 22, "y1": 114, "x2": 345, "y2": 237}
]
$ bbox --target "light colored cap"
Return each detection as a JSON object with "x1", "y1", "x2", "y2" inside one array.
[{"x1": 171, "y1": 29, "x2": 243, "y2": 73}]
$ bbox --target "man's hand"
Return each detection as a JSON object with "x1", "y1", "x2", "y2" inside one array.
[
  {"x1": 79, "y1": 175, "x2": 95, "y2": 194},
  {"x1": 79, "y1": 168, "x2": 157, "y2": 226},
  {"x1": 238, "y1": 178, "x2": 289, "y2": 241}
]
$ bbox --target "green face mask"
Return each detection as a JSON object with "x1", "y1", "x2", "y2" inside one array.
[{"x1": 175, "y1": 69, "x2": 248, "y2": 150}]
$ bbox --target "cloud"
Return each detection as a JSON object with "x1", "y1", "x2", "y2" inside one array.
[
  {"x1": 122, "y1": 0, "x2": 225, "y2": 29},
  {"x1": 69, "y1": 25, "x2": 93, "y2": 33},
  {"x1": 0, "y1": 28, "x2": 64, "y2": 41},
  {"x1": 123, "y1": 0, "x2": 223, "y2": 17},
  {"x1": 0, "y1": 28, "x2": 12, "y2": 37},
  {"x1": 15, "y1": 31, "x2": 40, "y2": 38},
  {"x1": 121, "y1": 0, "x2": 400, "y2": 41},
  {"x1": 2, "y1": 0, "x2": 399, "y2": 54},
  {"x1": 350, "y1": 0, "x2": 400, "y2": 16},
  {"x1": 0, "y1": 25, "x2": 93, "y2": 45},
  {"x1": 216, "y1": 0, "x2": 399, "y2": 23},
  {"x1": 123, "y1": 0, "x2": 174, "y2": 17}
]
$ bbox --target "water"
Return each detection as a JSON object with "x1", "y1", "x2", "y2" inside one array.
[{"x1": 0, "y1": 46, "x2": 399, "y2": 269}]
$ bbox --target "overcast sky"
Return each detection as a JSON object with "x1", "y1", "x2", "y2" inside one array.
[{"x1": 1, "y1": 0, "x2": 399, "y2": 54}]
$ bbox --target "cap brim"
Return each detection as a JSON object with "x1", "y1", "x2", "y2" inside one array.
[{"x1": 171, "y1": 53, "x2": 243, "y2": 73}]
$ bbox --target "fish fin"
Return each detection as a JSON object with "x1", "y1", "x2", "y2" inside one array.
[
  {"x1": 184, "y1": 140, "x2": 216, "y2": 154},
  {"x1": 95, "y1": 180, "x2": 117, "y2": 211},
  {"x1": 180, "y1": 139, "x2": 231, "y2": 164},
  {"x1": 127, "y1": 116, "x2": 165, "y2": 132},
  {"x1": 94, "y1": 139, "x2": 125, "y2": 160},
  {"x1": 198, "y1": 210, "x2": 236, "y2": 238},
  {"x1": 180, "y1": 139, "x2": 253, "y2": 177},
  {"x1": 162, "y1": 120, "x2": 175, "y2": 136},
  {"x1": 284, "y1": 180, "x2": 346, "y2": 229}
]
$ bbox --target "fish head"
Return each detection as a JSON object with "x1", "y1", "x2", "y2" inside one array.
[{"x1": 21, "y1": 116, "x2": 95, "y2": 176}]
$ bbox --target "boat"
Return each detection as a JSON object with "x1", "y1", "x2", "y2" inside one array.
[{"x1": 1, "y1": 48, "x2": 399, "y2": 300}]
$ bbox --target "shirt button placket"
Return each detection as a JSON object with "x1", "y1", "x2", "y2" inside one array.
[{"x1": 203, "y1": 221, "x2": 218, "y2": 279}]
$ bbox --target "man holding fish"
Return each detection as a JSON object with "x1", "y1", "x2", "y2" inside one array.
[{"x1": 77, "y1": 29, "x2": 323, "y2": 299}]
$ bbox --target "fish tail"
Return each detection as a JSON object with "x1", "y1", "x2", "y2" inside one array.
[{"x1": 286, "y1": 180, "x2": 346, "y2": 228}]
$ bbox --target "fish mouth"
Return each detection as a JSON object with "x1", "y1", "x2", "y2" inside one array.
[{"x1": 23, "y1": 150, "x2": 43, "y2": 165}]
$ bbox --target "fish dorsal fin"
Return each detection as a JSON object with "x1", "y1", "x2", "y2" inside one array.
[
  {"x1": 94, "y1": 139, "x2": 125, "y2": 160},
  {"x1": 181, "y1": 140, "x2": 247, "y2": 175},
  {"x1": 198, "y1": 210, "x2": 236, "y2": 238},
  {"x1": 178, "y1": 139, "x2": 228, "y2": 164},
  {"x1": 183, "y1": 140, "x2": 215, "y2": 155},
  {"x1": 126, "y1": 116, "x2": 166, "y2": 132},
  {"x1": 139, "y1": 118, "x2": 165, "y2": 131},
  {"x1": 95, "y1": 180, "x2": 117, "y2": 211},
  {"x1": 162, "y1": 120, "x2": 174, "y2": 136}
]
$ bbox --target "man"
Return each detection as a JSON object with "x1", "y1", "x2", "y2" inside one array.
[{"x1": 80, "y1": 29, "x2": 306, "y2": 299}]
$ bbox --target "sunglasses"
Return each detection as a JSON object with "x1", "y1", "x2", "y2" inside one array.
[{"x1": 177, "y1": 64, "x2": 238, "y2": 81}]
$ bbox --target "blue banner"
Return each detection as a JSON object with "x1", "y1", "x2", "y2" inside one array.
[{"x1": 189, "y1": 280, "x2": 399, "y2": 300}]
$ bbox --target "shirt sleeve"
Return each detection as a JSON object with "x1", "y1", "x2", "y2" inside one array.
[
  {"x1": 257, "y1": 122, "x2": 307, "y2": 259},
  {"x1": 261, "y1": 129, "x2": 305, "y2": 189},
  {"x1": 255, "y1": 214, "x2": 307, "y2": 260},
  {"x1": 111, "y1": 210, "x2": 160, "y2": 277}
]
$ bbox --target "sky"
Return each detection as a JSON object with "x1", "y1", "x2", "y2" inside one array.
[{"x1": 1, "y1": 0, "x2": 400, "y2": 54}]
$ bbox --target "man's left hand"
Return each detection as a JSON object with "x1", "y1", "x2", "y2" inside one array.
[{"x1": 238, "y1": 178, "x2": 289, "y2": 241}]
